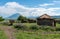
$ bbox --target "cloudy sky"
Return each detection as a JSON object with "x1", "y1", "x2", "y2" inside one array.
[{"x1": 0, "y1": 0, "x2": 60, "y2": 18}]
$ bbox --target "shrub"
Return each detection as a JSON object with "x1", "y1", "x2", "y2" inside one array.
[
  {"x1": 39, "y1": 26, "x2": 56, "y2": 31},
  {"x1": 15, "y1": 21, "x2": 21, "y2": 23},
  {"x1": 27, "y1": 19, "x2": 36, "y2": 23},
  {"x1": 29, "y1": 25, "x2": 39, "y2": 30},
  {"x1": 0, "y1": 16, "x2": 4, "y2": 21},
  {"x1": 2, "y1": 22, "x2": 10, "y2": 25},
  {"x1": 14, "y1": 24, "x2": 27, "y2": 30},
  {"x1": 56, "y1": 27, "x2": 60, "y2": 31},
  {"x1": 9, "y1": 20, "x2": 15, "y2": 25}
]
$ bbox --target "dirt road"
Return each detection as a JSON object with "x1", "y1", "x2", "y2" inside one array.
[{"x1": 0, "y1": 26, "x2": 16, "y2": 39}]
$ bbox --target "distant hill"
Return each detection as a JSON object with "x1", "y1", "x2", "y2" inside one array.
[
  {"x1": 5, "y1": 13, "x2": 60, "y2": 20},
  {"x1": 28, "y1": 16, "x2": 60, "y2": 19},
  {"x1": 7, "y1": 13, "x2": 38, "y2": 20},
  {"x1": 7, "y1": 13, "x2": 20, "y2": 20},
  {"x1": 27, "y1": 16, "x2": 38, "y2": 19},
  {"x1": 52, "y1": 16, "x2": 60, "y2": 18}
]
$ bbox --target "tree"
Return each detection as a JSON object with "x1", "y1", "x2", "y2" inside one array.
[
  {"x1": 0, "y1": 17, "x2": 4, "y2": 21},
  {"x1": 17, "y1": 15, "x2": 28, "y2": 23},
  {"x1": 17, "y1": 15, "x2": 24, "y2": 20}
]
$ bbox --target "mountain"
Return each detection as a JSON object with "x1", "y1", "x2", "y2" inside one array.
[
  {"x1": 6, "y1": 13, "x2": 60, "y2": 20},
  {"x1": 51, "y1": 16, "x2": 60, "y2": 18},
  {"x1": 7, "y1": 13, "x2": 38, "y2": 20},
  {"x1": 28, "y1": 15, "x2": 60, "y2": 19},
  {"x1": 28, "y1": 16, "x2": 60, "y2": 19},
  {"x1": 7, "y1": 13, "x2": 20, "y2": 20},
  {"x1": 27, "y1": 16, "x2": 38, "y2": 19}
]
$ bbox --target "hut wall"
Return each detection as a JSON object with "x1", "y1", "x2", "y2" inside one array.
[{"x1": 37, "y1": 19, "x2": 55, "y2": 26}]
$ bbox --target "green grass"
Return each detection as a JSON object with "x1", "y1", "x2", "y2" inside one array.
[
  {"x1": 14, "y1": 30, "x2": 60, "y2": 39},
  {"x1": 56, "y1": 23, "x2": 60, "y2": 27},
  {"x1": 1, "y1": 23, "x2": 60, "y2": 39},
  {"x1": 13, "y1": 23, "x2": 37, "y2": 28},
  {"x1": 22, "y1": 23, "x2": 60, "y2": 27},
  {"x1": 14, "y1": 23, "x2": 60, "y2": 39},
  {"x1": 22, "y1": 23, "x2": 37, "y2": 26},
  {"x1": 22, "y1": 23, "x2": 37, "y2": 27},
  {"x1": 0, "y1": 29, "x2": 8, "y2": 39},
  {"x1": 0, "y1": 24, "x2": 8, "y2": 39}
]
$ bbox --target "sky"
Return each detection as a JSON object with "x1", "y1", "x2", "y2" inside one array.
[{"x1": 0, "y1": 0, "x2": 60, "y2": 18}]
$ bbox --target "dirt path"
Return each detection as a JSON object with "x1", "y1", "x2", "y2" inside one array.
[{"x1": 0, "y1": 26, "x2": 16, "y2": 39}]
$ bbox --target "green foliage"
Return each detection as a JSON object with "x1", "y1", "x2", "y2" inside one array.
[
  {"x1": 17, "y1": 15, "x2": 36, "y2": 23},
  {"x1": 14, "y1": 24, "x2": 27, "y2": 30},
  {"x1": 29, "y1": 25, "x2": 39, "y2": 30},
  {"x1": 0, "y1": 17, "x2": 4, "y2": 21},
  {"x1": 2, "y1": 22, "x2": 9, "y2": 25},
  {"x1": 56, "y1": 27, "x2": 60, "y2": 31},
  {"x1": 39, "y1": 26, "x2": 56, "y2": 31},
  {"x1": 17, "y1": 15, "x2": 23, "y2": 20},
  {"x1": 14, "y1": 23, "x2": 56, "y2": 31},
  {"x1": 14, "y1": 23, "x2": 60, "y2": 39},
  {"x1": 14, "y1": 30, "x2": 60, "y2": 39},
  {"x1": 27, "y1": 19, "x2": 36, "y2": 23},
  {"x1": 14, "y1": 23, "x2": 39, "y2": 30},
  {"x1": 17, "y1": 15, "x2": 27, "y2": 22},
  {"x1": 22, "y1": 23, "x2": 37, "y2": 27}
]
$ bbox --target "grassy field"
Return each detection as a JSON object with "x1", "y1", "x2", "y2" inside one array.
[
  {"x1": 0, "y1": 24, "x2": 8, "y2": 39},
  {"x1": 13, "y1": 23, "x2": 60, "y2": 39},
  {"x1": 14, "y1": 30, "x2": 60, "y2": 39},
  {"x1": 0, "y1": 23, "x2": 60, "y2": 39},
  {"x1": 14, "y1": 23, "x2": 37, "y2": 26},
  {"x1": 17, "y1": 23, "x2": 60, "y2": 27},
  {"x1": 56, "y1": 23, "x2": 60, "y2": 27},
  {"x1": 0, "y1": 29, "x2": 8, "y2": 39}
]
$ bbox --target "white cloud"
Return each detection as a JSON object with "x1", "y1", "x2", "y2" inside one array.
[
  {"x1": 0, "y1": 2, "x2": 26, "y2": 17},
  {"x1": 48, "y1": 8, "x2": 60, "y2": 11},
  {"x1": 0, "y1": 2, "x2": 60, "y2": 18},
  {"x1": 53, "y1": 1, "x2": 60, "y2": 3},
  {"x1": 39, "y1": 3, "x2": 54, "y2": 7},
  {"x1": 5, "y1": 2, "x2": 25, "y2": 9}
]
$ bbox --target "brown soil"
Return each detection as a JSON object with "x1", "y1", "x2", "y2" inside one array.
[{"x1": 0, "y1": 26, "x2": 16, "y2": 39}]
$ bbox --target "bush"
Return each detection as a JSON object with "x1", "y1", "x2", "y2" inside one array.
[
  {"x1": 9, "y1": 20, "x2": 15, "y2": 25},
  {"x1": 14, "y1": 24, "x2": 27, "y2": 30},
  {"x1": 0, "y1": 16, "x2": 4, "y2": 21},
  {"x1": 56, "y1": 27, "x2": 60, "y2": 31},
  {"x1": 15, "y1": 21, "x2": 21, "y2": 23},
  {"x1": 29, "y1": 25, "x2": 39, "y2": 30},
  {"x1": 39, "y1": 26, "x2": 56, "y2": 31},
  {"x1": 2, "y1": 22, "x2": 10, "y2": 25}
]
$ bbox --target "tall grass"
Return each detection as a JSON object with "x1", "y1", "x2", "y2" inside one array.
[
  {"x1": 0, "y1": 29, "x2": 8, "y2": 39},
  {"x1": 14, "y1": 30, "x2": 60, "y2": 39},
  {"x1": 13, "y1": 23, "x2": 60, "y2": 39}
]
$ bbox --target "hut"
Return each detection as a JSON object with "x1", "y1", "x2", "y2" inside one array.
[{"x1": 37, "y1": 14, "x2": 56, "y2": 26}]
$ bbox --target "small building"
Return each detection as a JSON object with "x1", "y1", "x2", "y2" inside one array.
[{"x1": 37, "y1": 14, "x2": 56, "y2": 26}]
